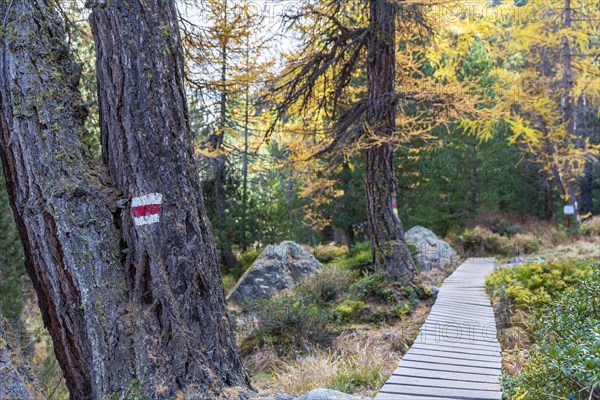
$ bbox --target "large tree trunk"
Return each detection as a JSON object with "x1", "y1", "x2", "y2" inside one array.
[
  {"x1": 0, "y1": 1, "x2": 135, "y2": 398},
  {"x1": 365, "y1": 0, "x2": 416, "y2": 285},
  {"x1": 89, "y1": 0, "x2": 249, "y2": 397},
  {"x1": 0, "y1": 315, "x2": 46, "y2": 400},
  {"x1": 1, "y1": 0, "x2": 248, "y2": 398}
]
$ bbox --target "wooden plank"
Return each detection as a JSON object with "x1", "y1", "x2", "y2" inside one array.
[
  {"x1": 391, "y1": 365, "x2": 502, "y2": 383},
  {"x1": 428, "y1": 306, "x2": 496, "y2": 318},
  {"x1": 397, "y1": 360, "x2": 500, "y2": 375},
  {"x1": 423, "y1": 317, "x2": 498, "y2": 330},
  {"x1": 409, "y1": 343, "x2": 501, "y2": 358},
  {"x1": 386, "y1": 375, "x2": 501, "y2": 391},
  {"x1": 377, "y1": 383, "x2": 502, "y2": 400},
  {"x1": 410, "y1": 339, "x2": 502, "y2": 353},
  {"x1": 407, "y1": 346, "x2": 501, "y2": 359},
  {"x1": 401, "y1": 354, "x2": 501, "y2": 369},
  {"x1": 377, "y1": 394, "x2": 472, "y2": 400},
  {"x1": 376, "y1": 258, "x2": 503, "y2": 399}
]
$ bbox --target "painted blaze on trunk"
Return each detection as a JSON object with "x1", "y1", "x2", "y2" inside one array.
[
  {"x1": 365, "y1": 0, "x2": 416, "y2": 285},
  {"x1": 90, "y1": 0, "x2": 249, "y2": 397}
]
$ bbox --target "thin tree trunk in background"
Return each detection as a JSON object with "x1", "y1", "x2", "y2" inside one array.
[
  {"x1": 560, "y1": 0, "x2": 581, "y2": 227},
  {"x1": 214, "y1": 0, "x2": 237, "y2": 267},
  {"x1": 580, "y1": 160, "x2": 594, "y2": 215},
  {"x1": 0, "y1": 1, "x2": 135, "y2": 398},
  {"x1": 241, "y1": 63, "x2": 250, "y2": 251},
  {"x1": 470, "y1": 162, "x2": 479, "y2": 212},
  {"x1": 365, "y1": 0, "x2": 416, "y2": 285},
  {"x1": 545, "y1": 179, "x2": 554, "y2": 221},
  {"x1": 90, "y1": 0, "x2": 249, "y2": 397},
  {"x1": 215, "y1": 0, "x2": 228, "y2": 224}
]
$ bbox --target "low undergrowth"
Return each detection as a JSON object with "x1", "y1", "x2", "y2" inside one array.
[
  {"x1": 224, "y1": 242, "x2": 423, "y2": 393},
  {"x1": 452, "y1": 211, "x2": 599, "y2": 261},
  {"x1": 236, "y1": 241, "x2": 453, "y2": 397},
  {"x1": 487, "y1": 260, "x2": 599, "y2": 399}
]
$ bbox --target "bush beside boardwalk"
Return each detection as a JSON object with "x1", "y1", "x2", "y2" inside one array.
[{"x1": 487, "y1": 260, "x2": 599, "y2": 400}]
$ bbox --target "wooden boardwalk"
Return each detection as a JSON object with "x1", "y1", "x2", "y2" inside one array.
[{"x1": 376, "y1": 258, "x2": 502, "y2": 400}]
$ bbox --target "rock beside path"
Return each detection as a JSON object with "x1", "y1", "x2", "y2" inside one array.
[
  {"x1": 405, "y1": 225, "x2": 459, "y2": 271},
  {"x1": 227, "y1": 241, "x2": 323, "y2": 306}
]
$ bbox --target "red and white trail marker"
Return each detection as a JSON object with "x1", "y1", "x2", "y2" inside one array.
[{"x1": 131, "y1": 193, "x2": 163, "y2": 226}]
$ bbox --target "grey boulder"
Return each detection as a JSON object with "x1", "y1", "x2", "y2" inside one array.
[
  {"x1": 297, "y1": 389, "x2": 371, "y2": 400},
  {"x1": 227, "y1": 241, "x2": 323, "y2": 306},
  {"x1": 405, "y1": 225, "x2": 458, "y2": 271}
]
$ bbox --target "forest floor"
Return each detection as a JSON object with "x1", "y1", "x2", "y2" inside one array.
[
  {"x1": 235, "y1": 214, "x2": 600, "y2": 398},
  {"x1": 238, "y1": 261, "x2": 458, "y2": 398},
  {"x1": 10, "y1": 214, "x2": 600, "y2": 399}
]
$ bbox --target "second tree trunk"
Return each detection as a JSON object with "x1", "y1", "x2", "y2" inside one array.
[{"x1": 365, "y1": 0, "x2": 416, "y2": 285}]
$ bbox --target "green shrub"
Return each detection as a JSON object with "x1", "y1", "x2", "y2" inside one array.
[
  {"x1": 403, "y1": 285, "x2": 421, "y2": 309},
  {"x1": 392, "y1": 302, "x2": 411, "y2": 318},
  {"x1": 324, "y1": 241, "x2": 373, "y2": 271},
  {"x1": 241, "y1": 293, "x2": 329, "y2": 356},
  {"x1": 349, "y1": 241, "x2": 371, "y2": 257},
  {"x1": 314, "y1": 244, "x2": 348, "y2": 263},
  {"x1": 331, "y1": 299, "x2": 367, "y2": 323},
  {"x1": 296, "y1": 266, "x2": 356, "y2": 304},
  {"x1": 329, "y1": 252, "x2": 372, "y2": 271},
  {"x1": 350, "y1": 273, "x2": 387, "y2": 301},
  {"x1": 502, "y1": 266, "x2": 600, "y2": 400},
  {"x1": 487, "y1": 260, "x2": 593, "y2": 310}
]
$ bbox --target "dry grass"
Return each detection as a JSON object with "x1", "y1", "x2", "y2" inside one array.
[
  {"x1": 453, "y1": 211, "x2": 600, "y2": 263},
  {"x1": 536, "y1": 236, "x2": 600, "y2": 261},
  {"x1": 251, "y1": 300, "x2": 435, "y2": 397},
  {"x1": 581, "y1": 215, "x2": 600, "y2": 236},
  {"x1": 489, "y1": 298, "x2": 536, "y2": 375},
  {"x1": 242, "y1": 250, "x2": 459, "y2": 397}
]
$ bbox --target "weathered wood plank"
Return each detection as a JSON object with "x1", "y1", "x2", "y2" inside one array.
[
  {"x1": 378, "y1": 383, "x2": 502, "y2": 399},
  {"x1": 406, "y1": 348, "x2": 502, "y2": 362},
  {"x1": 386, "y1": 375, "x2": 501, "y2": 391},
  {"x1": 391, "y1": 366, "x2": 502, "y2": 383},
  {"x1": 375, "y1": 258, "x2": 502, "y2": 400}
]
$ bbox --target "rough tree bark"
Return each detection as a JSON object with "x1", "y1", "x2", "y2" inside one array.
[
  {"x1": 0, "y1": 315, "x2": 46, "y2": 400},
  {"x1": 89, "y1": 0, "x2": 249, "y2": 397},
  {"x1": 0, "y1": 0, "x2": 249, "y2": 398},
  {"x1": 365, "y1": 0, "x2": 416, "y2": 285},
  {"x1": 0, "y1": 1, "x2": 135, "y2": 397}
]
